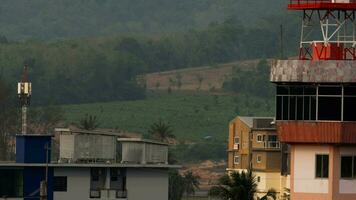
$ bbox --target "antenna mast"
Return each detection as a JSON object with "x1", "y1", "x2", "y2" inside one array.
[{"x1": 18, "y1": 65, "x2": 31, "y2": 135}]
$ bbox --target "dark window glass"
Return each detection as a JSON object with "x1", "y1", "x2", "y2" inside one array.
[
  {"x1": 276, "y1": 96, "x2": 282, "y2": 120},
  {"x1": 290, "y1": 86, "x2": 303, "y2": 95},
  {"x1": 341, "y1": 156, "x2": 353, "y2": 178},
  {"x1": 318, "y1": 97, "x2": 341, "y2": 121},
  {"x1": 283, "y1": 96, "x2": 289, "y2": 120},
  {"x1": 344, "y1": 86, "x2": 356, "y2": 95},
  {"x1": 91, "y1": 169, "x2": 100, "y2": 181},
  {"x1": 316, "y1": 155, "x2": 329, "y2": 178},
  {"x1": 344, "y1": 97, "x2": 356, "y2": 121},
  {"x1": 316, "y1": 155, "x2": 322, "y2": 178},
  {"x1": 304, "y1": 86, "x2": 317, "y2": 95},
  {"x1": 289, "y1": 96, "x2": 296, "y2": 120},
  {"x1": 54, "y1": 177, "x2": 67, "y2": 192},
  {"x1": 322, "y1": 155, "x2": 329, "y2": 178},
  {"x1": 297, "y1": 97, "x2": 303, "y2": 120},
  {"x1": 318, "y1": 86, "x2": 342, "y2": 95},
  {"x1": 311, "y1": 96, "x2": 317, "y2": 120},
  {"x1": 277, "y1": 86, "x2": 289, "y2": 95},
  {"x1": 111, "y1": 168, "x2": 118, "y2": 182},
  {"x1": 0, "y1": 169, "x2": 23, "y2": 197},
  {"x1": 354, "y1": 156, "x2": 356, "y2": 178},
  {"x1": 304, "y1": 96, "x2": 310, "y2": 120},
  {"x1": 268, "y1": 135, "x2": 278, "y2": 141}
]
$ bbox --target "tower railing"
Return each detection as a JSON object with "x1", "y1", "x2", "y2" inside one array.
[{"x1": 290, "y1": 0, "x2": 356, "y2": 4}]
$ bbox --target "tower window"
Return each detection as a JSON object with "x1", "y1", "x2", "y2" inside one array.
[{"x1": 316, "y1": 155, "x2": 329, "y2": 178}]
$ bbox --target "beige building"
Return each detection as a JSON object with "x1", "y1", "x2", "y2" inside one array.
[{"x1": 227, "y1": 116, "x2": 290, "y2": 199}]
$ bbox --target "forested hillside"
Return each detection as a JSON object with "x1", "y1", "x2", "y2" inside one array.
[
  {"x1": 0, "y1": 15, "x2": 299, "y2": 105},
  {"x1": 0, "y1": 0, "x2": 288, "y2": 40}
]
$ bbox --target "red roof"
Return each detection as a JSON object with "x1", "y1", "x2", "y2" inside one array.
[{"x1": 288, "y1": 0, "x2": 356, "y2": 10}]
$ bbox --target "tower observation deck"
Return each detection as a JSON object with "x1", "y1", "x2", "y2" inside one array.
[{"x1": 271, "y1": 2, "x2": 356, "y2": 199}]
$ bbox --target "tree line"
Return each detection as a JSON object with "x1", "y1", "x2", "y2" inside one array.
[{"x1": 0, "y1": 14, "x2": 299, "y2": 105}]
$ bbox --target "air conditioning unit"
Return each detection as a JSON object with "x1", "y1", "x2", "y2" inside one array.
[{"x1": 233, "y1": 144, "x2": 240, "y2": 150}]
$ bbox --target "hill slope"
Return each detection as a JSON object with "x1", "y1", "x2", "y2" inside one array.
[
  {"x1": 63, "y1": 93, "x2": 274, "y2": 142},
  {"x1": 140, "y1": 60, "x2": 260, "y2": 92}
]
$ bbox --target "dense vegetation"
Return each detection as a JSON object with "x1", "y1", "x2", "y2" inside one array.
[
  {"x1": 0, "y1": 15, "x2": 298, "y2": 105},
  {"x1": 0, "y1": 0, "x2": 288, "y2": 40},
  {"x1": 223, "y1": 60, "x2": 275, "y2": 98},
  {"x1": 62, "y1": 92, "x2": 274, "y2": 162}
]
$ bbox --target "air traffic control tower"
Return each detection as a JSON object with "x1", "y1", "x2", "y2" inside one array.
[{"x1": 271, "y1": 1, "x2": 356, "y2": 199}]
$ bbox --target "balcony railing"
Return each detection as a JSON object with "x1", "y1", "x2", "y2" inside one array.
[
  {"x1": 263, "y1": 141, "x2": 280, "y2": 149},
  {"x1": 116, "y1": 190, "x2": 128, "y2": 199}
]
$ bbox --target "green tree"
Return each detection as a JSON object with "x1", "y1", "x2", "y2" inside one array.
[
  {"x1": 148, "y1": 119, "x2": 175, "y2": 143},
  {"x1": 209, "y1": 171, "x2": 257, "y2": 200},
  {"x1": 79, "y1": 114, "x2": 100, "y2": 130},
  {"x1": 169, "y1": 170, "x2": 185, "y2": 200},
  {"x1": 183, "y1": 171, "x2": 200, "y2": 197}
]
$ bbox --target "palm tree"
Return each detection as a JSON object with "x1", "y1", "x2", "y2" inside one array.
[
  {"x1": 148, "y1": 119, "x2": 175, "y2": 143},
  {"x1": 79, "y1": 114, "x2": 100, "y2": 130},
  {"x1": 209, "y1": 171, "x2": 257, "y2": 200},
  {"x1": 183, "y1": 171, "x2": 200, "y2": 197}
]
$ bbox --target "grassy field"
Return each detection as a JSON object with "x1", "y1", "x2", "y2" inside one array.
[{"x1": 62, "y1": 92, "x2": 274, "y2": 142}]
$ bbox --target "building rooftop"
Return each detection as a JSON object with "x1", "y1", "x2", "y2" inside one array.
[
  {"x1": 117, "y1": 138, "x2": 168, "y2": 146},
  {"x1": 0, "y1": 162, "x2": 180, "y2": 169},
  {"x1": 234, "y1": 116, "x2": 275, "y2": 130}
]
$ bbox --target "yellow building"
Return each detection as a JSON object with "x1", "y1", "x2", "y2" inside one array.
[{"x1": 227, "y1": 116, "x2": 290, "y2": 199}]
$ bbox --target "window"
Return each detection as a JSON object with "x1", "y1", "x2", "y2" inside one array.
[
  {"x1": 257, "y1": 135, "x2": 263, "y2": 142},
  {"x1": 274, "y1": 85, "x2": 356, "y2": 121},
  {"x1": 234, "y1": 156, "x2": 240, "y2": 164},
  {"x1": 257, "y1": 155, "x2": 262, "y2": 163},
  {"x1": 0, "y1": 169, "x2": 23, "y2": 198},
  {"x1": 90, "y1": 190, "x2": 101, "y2": 198},
  {"x1": 344, "y1": 86, "x2": 356, "y2": 121},
  {"x1": 341, "y1": 156, "x2": 356, "y2": 179},
  {"x1": 54, "y1": 177, "x2": 67, "y2": 192},
  {"x1": 234, "y1": 137, "x2": 239, "y2": 144},
  {"x1": 318, "y1": 97, "x2": 341, "y2": 121},
  {"x1": 316, "y1": 155, "x2": 329, "y2": 178},
  {"x1": 257, "y1": 176, "x2": 261, "y2": 182},
  {"x1": 110, "y1": 168, "x2": 118, "y2": 182},
  {"x1": 341, "y1": 156, "x2": 353, "y2": 178},
  {"x1": 276, "y1": 85, "x2": 317, "y2": 121},
  {"x1": 91, "y1": 168, "x2": 100, "y2": 181}
]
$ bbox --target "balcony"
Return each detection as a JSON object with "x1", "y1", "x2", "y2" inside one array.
[
  {"x1": 288, "y1": 0, "x2": 356, "y2": 10},
  {"x1": 277, "y1": 121, "x2": 356, "y2": 144},
  {"x1": 264, "y1": 141, "x2": 281, "y2": 149}
]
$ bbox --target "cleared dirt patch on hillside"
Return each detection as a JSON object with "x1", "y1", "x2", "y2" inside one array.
[{"x1": 139, "y1": 60, "x2": 260, "y2": 92}]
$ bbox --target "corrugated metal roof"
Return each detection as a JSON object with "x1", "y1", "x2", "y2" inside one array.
[{"x1": 277, "y1": 121, "x2": 356, "y2": 144}]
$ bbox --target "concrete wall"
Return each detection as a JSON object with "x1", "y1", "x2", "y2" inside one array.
[
  {"x1": 126, "y1": 168, "x2": 168, "y2": 200},
  {"x1": 293, "y1": 145, "x2": 329, "y2": 194},
  {"x1": 254, "y1": 172, "x2": 281, "y2": 198},
  {"x1": 53, "y1": 168, "x2": 91, "y2": 200},
  {"x1": 339, "y1": 147, "x2": 356, "y2": 194}
]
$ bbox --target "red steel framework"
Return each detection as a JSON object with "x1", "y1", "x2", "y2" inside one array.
[{"x1": 289, "y1": 0, "x2": 356, "y2": 60}]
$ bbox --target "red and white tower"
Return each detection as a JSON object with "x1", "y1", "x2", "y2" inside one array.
[{"x1": 271, "y1": 1, "x2": 356, "y2": 200}]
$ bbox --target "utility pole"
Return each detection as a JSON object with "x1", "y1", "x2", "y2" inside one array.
[
  {"x1": 17, "y1": 65, "x2": 31, "y2": 135},
  {"x1": 280, "y1": 24, "x2": 284, "y2": 59}
]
